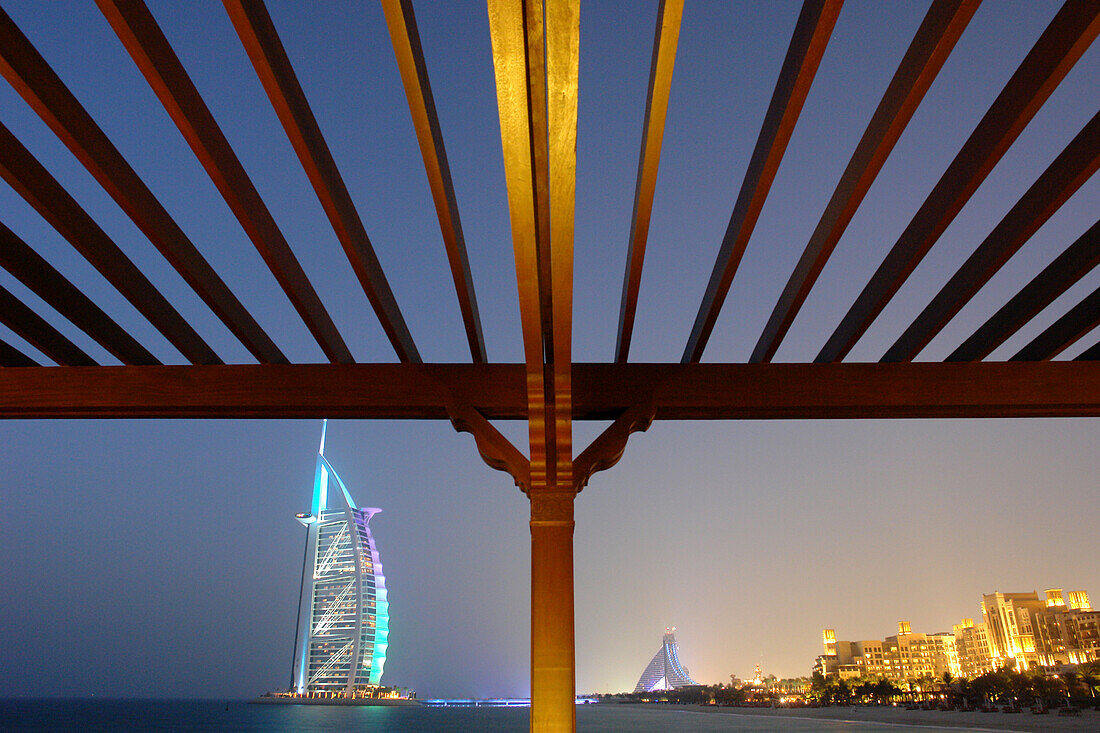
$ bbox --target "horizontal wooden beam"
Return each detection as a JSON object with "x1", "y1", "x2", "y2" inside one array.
[{"x1": 0, "y1": 361, "x2": 1097, "y2": 420}]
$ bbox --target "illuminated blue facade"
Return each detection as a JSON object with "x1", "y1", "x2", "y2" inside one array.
[
  {"x1": 291, "y1": 420, "x2": 389, "y2": 695},
  {"x1": 634, "y1": 627, "x2": 696, "y2": 692}
]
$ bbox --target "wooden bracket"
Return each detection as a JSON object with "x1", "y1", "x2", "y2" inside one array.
[
  {"x1": 447, "y1": 400, "x2": 530, "y2": 493},
  {"x1": 572, "y1": 400, "x2": 656, "y2": 492}
]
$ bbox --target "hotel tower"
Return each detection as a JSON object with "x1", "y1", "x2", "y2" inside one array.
[{"x1": 291, "y1": 420, "x2": 389, "y2": 696}]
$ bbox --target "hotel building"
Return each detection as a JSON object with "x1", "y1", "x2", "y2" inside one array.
[
  {"x1": 635, "y1": 627, "x2": 697, "y2": 692},
  {"x1": 291, "y1": 420, "x2": 390, "y2": 696},
  {"x1": 817, "y1": 586, "x2": 1098, "y2": 681},
  {"x1": 815, "y1": 622, "x2": 961, "y2": 683}
]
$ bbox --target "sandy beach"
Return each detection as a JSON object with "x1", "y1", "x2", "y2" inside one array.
[{"x1": 656, "y1": 704, "x2": 1100, "y2": 731}]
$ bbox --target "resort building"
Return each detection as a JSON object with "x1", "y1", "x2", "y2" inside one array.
[
  {"x1": 952, "y1": 618, "x2": 996, "y2": 677},
  {"x1": 815, "y1": 622, "x2": 961, "y2": 684},
  {"x1": 817, "y1": 586, "x2": 1098, "y2": 681},
  {"x1": 291, "y1": 420, "x2": 390, "y2": 697},
  {"x1": 981, "y1": 588, "x2": 1098, "y2": 669},
  {"x1": 634, "y1": 627, "x2": 697, "y2": 692}
]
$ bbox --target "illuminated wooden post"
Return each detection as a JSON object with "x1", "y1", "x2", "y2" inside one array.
[
  {"x1": 530, "y1": 490, "x2": 576, "y2": 730},
  {"x1": 487, "y1": 0, "x2": 578, "y2": 727}
]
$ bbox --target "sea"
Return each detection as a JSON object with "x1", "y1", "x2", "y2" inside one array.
[{"x1": 0, "y1": 699, "x2": 1080, "y2": 732}]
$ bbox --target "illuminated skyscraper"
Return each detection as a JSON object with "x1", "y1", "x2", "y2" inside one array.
[
  {"x1": 634, "y1": 627, "x2": 697, "y2": 692},
  {"x1": 291, "y1": 420, "x2": 389, "y2": 696}
]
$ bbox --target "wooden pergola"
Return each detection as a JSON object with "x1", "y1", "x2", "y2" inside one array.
[{"x1": 1, "y1": 1, "x2": 1098, "y2": 730}]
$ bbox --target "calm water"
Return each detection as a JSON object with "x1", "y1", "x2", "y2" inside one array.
[{"x1": 0, "y1": 699, "x2": 1047, "y2": 732}]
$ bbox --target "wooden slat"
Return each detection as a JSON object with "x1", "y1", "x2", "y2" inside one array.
[
  {"x1": 615, "y1": 0, "x2": 683, "y2": 363},
  {"x1": 546, "y1": 0, "x2": 580, "y2": 491},
  {"x1": 0, "y1": 336, "x2": 37, "y2": 367},
  {"x1": 751, "y1": 0, "x2": 979, "y2": 363},
  {"x1": 682, "y1": 0, "x2": 842, "y2": 363},
  {"x1": 97, "y1": 0, "x2": 353, "y2": 364},
  {"x1": 381, "y1": 0, "x2": 484, "y2": 362},
  {"x1": 0, "y1": 283, "x2": 96, "y2": 365},
  {"x1": 948, "y1": 219, "x2": 1100, "y2": 361},
  {"x1": 1011, "y1": 286, "x2": 1100, "y2": 361},
  {"x1": 1, "y1": 361, "x2": 1099, "y2": 419},
  {"x1": 0, "y1": 7, "x2": 285, "y2": 364},
  {"x1": 885, "y1": 109, "x2": 1100, "y2": 362},
  {"x1": 0, "y1": 121, "x2": 221, "y2": 364},
  {"x1": 818, "y1": 1, "x2": 1100, "y2": 362},
  {"x1": 0, "y1": 222, "x2": 158, "y2": 365},
  {"x1": 225, "y1": 0, "x2": 421, "y2": 363},
  {"x1": 488, "y1": 0, "x2": 551, "y2": 485}
]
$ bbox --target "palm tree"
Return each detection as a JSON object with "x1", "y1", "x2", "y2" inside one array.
[{"x1": 1075, "y1": 663, "x2": 1099, "y2": 699}]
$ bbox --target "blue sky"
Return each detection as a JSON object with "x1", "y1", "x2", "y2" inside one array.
[{"x1": 0, "y1": 0, "x2": 1097, "y2": 698}]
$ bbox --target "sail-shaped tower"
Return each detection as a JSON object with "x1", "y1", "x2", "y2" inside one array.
[
  {"x1": 291, "y1": 420, "x2": 389, "y2": 696},
  {"x1": 634, "y1": 627, "x2": 696, "y2": 692}
]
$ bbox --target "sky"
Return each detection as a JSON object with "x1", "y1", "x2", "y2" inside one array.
[{"x1": 0, "y1": 0, "x2": 1098, "y2": 699}]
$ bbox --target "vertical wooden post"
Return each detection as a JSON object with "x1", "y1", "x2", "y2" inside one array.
[{"x1": 530, "y1": 490, "x2": 576, "y2": 731}]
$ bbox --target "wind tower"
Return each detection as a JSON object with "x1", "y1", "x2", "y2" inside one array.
[{"x1": 291, "y1": 420, "x2": 389, "y2": 696}]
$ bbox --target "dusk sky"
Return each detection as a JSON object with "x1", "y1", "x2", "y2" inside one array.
[{"x1": 1, "y1": 0, "x2": 1098, "y2": 700}]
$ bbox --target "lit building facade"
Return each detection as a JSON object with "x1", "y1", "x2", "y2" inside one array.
[
  {"x1": 816, "y1": 586, "x2": 1097, "y2": 682},
  {"x1": 815, "y1": 622, "x2": 961, "y2": 684},
  {"x1": 291, "y1": 420, "x2": 389, "y2": 696},
  {"x1": 981, "y1": 588, "x2": 1097, "y2": 669},
  {"x1": 635, "y1": 627, "x2": 697, "y2": 692}
]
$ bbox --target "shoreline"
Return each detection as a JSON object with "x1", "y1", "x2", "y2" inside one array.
[
  {"x1": 637, "y1": 703, "x2": 1099, "y2": 731},
  {"x1": 249, "y1": 696, "x2": 419, "y2": 706}
]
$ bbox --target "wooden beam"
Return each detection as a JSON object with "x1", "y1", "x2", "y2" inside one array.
[
  {"x1": 1011, "y1": 285, "x2": 1100, "y2": 361},
  {"x1": 0, "y1": 283, "x2": 96, "y2": 366},
  {"x1": 0, "y1": 363, "x2": 520, "y2": 419},
  {"x1": 98, "y1": 0, "x2": 353, "y2": 364},
  {"x1": 885, "y1": 109, "x2": 1100, "y2": 362},
  {"x1": 546, "y1": 0, "x2": 579, "y2": 492},
  {"x1": 1, "y1": 362, "x2": 1099, "y2": 420},
  {"x1": 751, "y1": 0, "x2": 979, "y2": 363},
  {"x1": 682, "y1": 0, "x2": 842, "y2": 363},
  {"x1": 381, "y1": 0, "x2": 484, "y2": 362},
  {"x1": 0, "y1": 222, "x2": 158, "y2": 365},
  {"x1": 225, "y1": 0, "x2": 421, "y2": 363},
  {"x1": 818, "y1": 1, "x2": 1100, "y2": 362},
  {"x1": 615, "y1": 0, "x2": 683, "y2": 363},
  {"x1": 488, "y1": 0, "x2": 551, "y2": 483},
  {"x1": 0, "y1": 6, "x2": 285, "y2": 364},
  {"x1": 0, "y1": 337, "x2": 37, "y2": 367},
  {"x1": 0, "y1": 120, "x2": 221, "y2": 365},
  {"x1": 948, "y1": 219, "x2": 1100, "y2": 361},
  {"x1": 490, "y1": 4, "x2": 579, "y2": 727},
  {"x1": 575, "y1": 361, "x2": 1100, "y2": 420}
]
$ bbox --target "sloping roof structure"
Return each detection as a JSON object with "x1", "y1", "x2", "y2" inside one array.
[
  {"x1": 634, "y1": 628, "x2": 696, "y2": 692},
  {"x1": 0, "y1": 1, "x2": 1097, "y2": 730}
]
